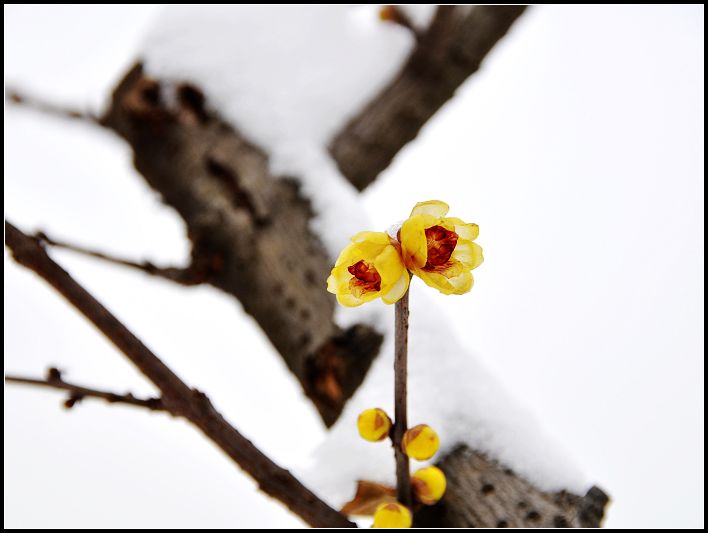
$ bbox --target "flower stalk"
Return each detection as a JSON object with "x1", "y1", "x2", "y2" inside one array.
[
  {"x1": 393, "y1": 287, "x2": 412, "y2": 508},
  {"x1": 334, "y1": 201, "x2": 479, "y2": 524}
]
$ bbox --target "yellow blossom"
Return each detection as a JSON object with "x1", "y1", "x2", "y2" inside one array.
[
  {"x1": 411, "y1": 466, "x2": 447, "y2": 505},
  {"x1": 357, "y1": 408, "x2": 392, "y2": 442},
  {"x1": 327, "y1": 231, "x2": 409, "y2": 307},
  {"x1": 372, "y1": 502, "x2": 412, "y2": 528},
  {"x1": 402, "y1": 424, "x2": 440, "y2": 461},
  {"x1": 399, "y1": 200, "x2": 483, "y2": 295}
]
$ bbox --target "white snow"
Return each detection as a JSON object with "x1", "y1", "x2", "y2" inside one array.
[
  {"x1": 399, "y1": 5, "x2": 438, "y2": 30},
  {"x1": 142, "y1": 4, "x2": 588, "y2": 500},
  {"x1": 303, "y1": 285, "x2": 589, "y2": 506},
  {"x1": 142, "y1": 5, "x2": 417, "y2": 258}
]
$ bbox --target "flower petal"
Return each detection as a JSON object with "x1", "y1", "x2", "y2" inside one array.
[
  {"x1": 452, "y1": 241, "x2": 484, "y2": 270},
  {"x1": 445, "y1": 218, "x2": 479, "y2": 241},
  {"x1": 448, "y1": 271, "x2": 474, "y2": 294},
  {"x1": 399, "y1": 216, "x2": 428, "y2": 269},
  {"x1": 417, "y1": 269, "x2": 473, "y2": 295},
  {"x1": 350, "y1": 231, "x2": 391, "y2": 259},
  {"x1": 410, "y1": 200, "x2": 449, "y2": 218},
  {"x1": 352, "y1": 231, "x2": 391, "y2": 245},
  {"x1": 382, "y1": 270, "x2": 410, "y2": 304},
  {"x1": 333, "y1": 242, "x2": 362, "y2": 267},
  {"x1": 374, "y1": 244, "x2": 405, "y2": 289},
  {"x1": 336, "y1": 292, "x2": 365, "y2": 307}
]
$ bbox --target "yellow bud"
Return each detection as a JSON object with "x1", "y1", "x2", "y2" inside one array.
[
  {"x1": 373, "y1": 502, "x2": 412, "y2": 528},
  {"x1": 402, "y1": 424, "x2": 440, "y2": 460},
  {"x1": 357, "y1": 408, "x2": 392, "y2": 442},
  {"x1": 412, "y1": 466, "x2": 447, "y2": 505}
]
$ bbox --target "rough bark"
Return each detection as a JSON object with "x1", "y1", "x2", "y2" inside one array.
[
  {"x1": 101, "y1": 65, "x2": 382, "y2": 427},
  {"x1": 416, "y1": 446, "x2": 609, "y2": 528},
  {"x1": 330, "y1": 5, "x2": 528, "y2": 190}
]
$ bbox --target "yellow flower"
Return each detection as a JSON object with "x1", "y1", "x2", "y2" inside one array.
[
  {"x1": 402, "y1": 424, "x2": 440, "y2": 461},
  {"x1": 373, "y1": 502, "x2": 412, "y2": 528},
  {"x1": 357, "y1": 408, "x2": 392, "y2": 442},
  {"x1": 327, "y1": 231, "x2": 410, "y2": 307},
  {"x1": 399, "y1": 200, "x2": 483, "y2": 295},
  {"x1": 411, "y1": 466, "x2": 447, "y2": 505}
]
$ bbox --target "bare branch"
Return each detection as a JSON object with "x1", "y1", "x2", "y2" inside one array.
[
  {"x1": 5, "y1": 367, "x2": 168, "y2": 412},
  {"x1": 4, "y1": 220, "x2": 355, "y2": 529},
  {"x1": 32, "y1": 230, "x2": 201, "y2": 286},
  {"x1": 330, "y1": 5, "x2": 528, "y2": 190},
  {"x1": 6, "y1": 88, "x2": 101, "y2": 124}
]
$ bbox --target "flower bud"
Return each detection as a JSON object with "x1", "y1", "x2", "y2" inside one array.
[
  {"x1": 401, "y1": 424, "x2": 440, "y2": 460},
  {"x1": 373, "y1": 502, "x2": 412, "y2": 528},
  {"x1": 357, "y1": 408, "x2": 392, "y2": 442},
  {"x1": 412, "y1": 466, "x2": 447, "y2": 505}
]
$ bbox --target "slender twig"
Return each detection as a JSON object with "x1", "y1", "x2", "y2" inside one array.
[
  {"x1": 32, "y1": 230, "x2": 201, "y2": 286},
  {"x1": 379, "y1": 5, "x2": 422, "y2": 39},
  {"x1": 5, "y1": 368, "x2": 168, "y2": 412},
  {"x1": 6, "y1": 88, "x2": 100, "y2": 124},
  {"x1": 393, "y1": 288, "x2": 412, "y2": 508},
  {"x1": 4, "y1": 220, "x2": 355, "y2": 529}
]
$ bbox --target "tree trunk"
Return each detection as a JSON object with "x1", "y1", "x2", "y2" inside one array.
[
  {"x1": 417, "y1": 446, "x2": 609, "y2": 528},
  {"x1": 102, "y1": 64, "x2": 383, "y2": 427}
]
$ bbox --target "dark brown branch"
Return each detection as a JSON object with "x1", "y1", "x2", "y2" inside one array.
[
  {"x1": 4, "y1": 220, "x2": 355, "y2": 529},
  {"x1": 6, "y1": 88, "x2": 100, "y2": 124},
  {"x1": 415, "y1": 446, "x2": 609, "y2": 528},
  {"x1": 32, "y1": 230, "x2": 201, "y2": 286},
  {"x1": 101, "y1": 66, "x2": 383, "y2": 426},
  {"x1": 330, "y1": 5, "x2": 528, "y2": 190},
  {"x1": 5, "y1": 368, "x2": 167, "y2": 412},
  {"x1": 393, "y1": 289, "x2": 411, "y2": 508}
]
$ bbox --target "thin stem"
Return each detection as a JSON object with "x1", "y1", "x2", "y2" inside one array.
[
  {"x1": 32, "y1": 231, "x2": 201, "y2": 286},
  {"x1": 5, "y1": 368, "x2": 168, "y2": 412},
  {"x1": 6, "y1": 88, "x2": 100, "y2": 124},
  {"x1": 393, "y1": 288, "x2": 412, "y2": 508}
]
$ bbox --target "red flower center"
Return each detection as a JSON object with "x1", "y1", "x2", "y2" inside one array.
[
  {"x1": 424, "y1": 225, "x2": 458, "y2": 270},
  {"x1": 348, "y1": 260, "x2": 382, "y2": 294}
]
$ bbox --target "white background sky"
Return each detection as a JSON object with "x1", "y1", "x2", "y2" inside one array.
[{"x1": 4, "y1": 5, "x2": 704, "y2": 528}]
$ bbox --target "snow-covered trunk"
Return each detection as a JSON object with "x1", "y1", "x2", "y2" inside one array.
[{"x1": 102, "y1": 64, "x2": 383, "y2": 427}]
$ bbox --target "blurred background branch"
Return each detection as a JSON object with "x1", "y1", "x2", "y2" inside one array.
[
  {"x1": 31, "y1": 229, "x2": 202, "y2": 286},
  {"x1": 6, "y1": 88, "x2": 101, "y2": 124}
]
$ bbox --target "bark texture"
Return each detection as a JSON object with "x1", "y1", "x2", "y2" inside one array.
[
  {"x1": 102, "y1": 65, "x2": 382, "y2": 427},
  {"x1": 416, "y1": 446, "x2": 609, "y2": 528},
  {"x1": 330, "y1": 5, "x2": 528, "y2": 191}
]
